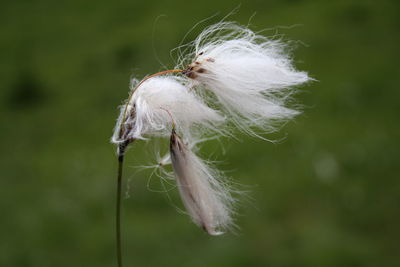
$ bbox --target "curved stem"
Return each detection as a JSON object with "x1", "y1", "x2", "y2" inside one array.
[
  {"x1": 116, "y1": 154, "x2": 124, "y2": 267},
  {"x1": 114, "y1": 69, "x2": 183, "y2": 266},
  {"x1": 118, "y1": 69, "x2": 182, "y2": 139}
]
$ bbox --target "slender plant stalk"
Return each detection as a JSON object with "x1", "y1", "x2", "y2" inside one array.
[
  {"x1": 114, "y1": 69, "x2": 182, "y2": 267},
  {"x1": 115, "y1": 140, "x2": 133, "y2": 267},
  {"x1": 116, "y1": 153, "x2": 124, "y2": 267}
]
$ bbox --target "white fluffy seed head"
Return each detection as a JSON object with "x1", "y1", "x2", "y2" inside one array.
[
  {"x1": 110, "y1": 21, "x2": 312, "y2": 235},
  {"x1": 111, "y1": 76, "x2": 225, "y2": 144},
  {"x1": 178, "y1": 22, "x2": 311, "y2": 136},
  {"x1": 170, "y1": 130, "x2": 234, "y2": 235}
]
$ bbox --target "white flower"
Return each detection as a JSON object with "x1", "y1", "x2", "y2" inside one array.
[
  {"x1": 169, "y1": 129, "x2": 234, "y2": 235},
  {"x1": 179, "y1": 22, "x2": 311, "y2": 136},
  {"x1": 111, "y1": 21, "x2": 312, "y2": 237},
  {"x1": 111, "y1": 75, "x2": 224, "y2": 144}
]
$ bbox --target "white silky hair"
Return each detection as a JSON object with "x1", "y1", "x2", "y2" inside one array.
[
  {"x1": 110, "y1": 20, "x2": 311, "y2": 236},
  {"x1": 170, "y1": 130, "x2": 234, "y2": 235},
  {"x1": 111, "y1": 76, "x2": 224, "y2": 143},
  {"x1": 154, "y1": 134, "x2": 219, "y2": 168},
  {"x1": 177, "y1": 22, "x2": 311, "y2": 136}
]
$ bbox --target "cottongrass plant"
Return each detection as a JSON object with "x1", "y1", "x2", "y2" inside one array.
[
  {"x1": 170, "y1": 129, "x2": 234, "y2": 235},
  {"x1": 179, "y1": 22, "x2": 310, "y2": 136},
  {"x1": 111, "y1": 21, "x2": 311, "y2": 267}
]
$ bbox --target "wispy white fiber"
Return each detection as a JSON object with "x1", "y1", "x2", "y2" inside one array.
[
  {"x1": 170, "y1": 130, "x2": 234, "y2": 235},
  {"x1": 112, "y1": 76, "x2": 224, "y2": 143},
  {"x1": 111, "y1": 20, "x2": 312, "y2": 236},
  {"x1": 153, "y1": 134, "x2": 219, "y2": 168},
  {"x1": 178, "y1": 22, "x2": 311, "y2": 136}
]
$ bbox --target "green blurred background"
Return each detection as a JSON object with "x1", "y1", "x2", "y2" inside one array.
[{"x1": 1, "y1": 0, "x2": 399, "y2": 266}]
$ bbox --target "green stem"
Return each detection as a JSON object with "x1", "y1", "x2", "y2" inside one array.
[{"x1": 116, "y1": 153, "x2": 124, "y2": 267}]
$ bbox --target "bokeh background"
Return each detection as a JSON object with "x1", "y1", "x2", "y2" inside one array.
[{"x1": 1, "y1": 0, "x2": 399, "y2": 266}]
